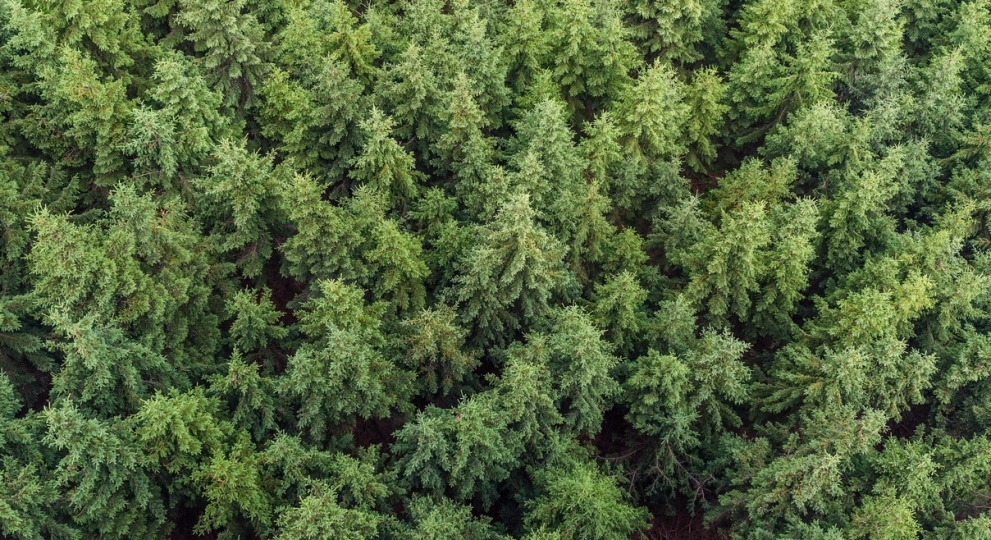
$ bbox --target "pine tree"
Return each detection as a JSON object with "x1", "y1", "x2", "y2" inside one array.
[
  {"x1": 5, "y1": 0, "x2": 991, "y2": 536},
  {"x1": 494, "y1": 338, "x2": 564, "y2": 453},
  {"x1": 681, "y1": 67, "x2": 728, "y2": 173},
  {"x1": 259, "y1": 59, "x2": 365, "y2": 180},
  {"x1": 192, "y1": 433, "x2": 271, "y2": 536},
  {"x1": 281, "y1": 279, "x2": 414, "y2": 443},
  {"x1": 273, "y1": 482, "x2": 386, "y2": 540},
  {"x1": 400, "y1": 496, "x2": 507, "y2": 540},
  {"x1": 44, "y1": 403, "x2": 169, "y2": 539},
  {"x1": 394, "y1": 392, "x2": 523, "y2": 507},
  {"x1": 225, "y1": 287, "x2": 288, "y2": 354},
  {"x1": 592, "y1": 271, "x2": 648, "y2": 356},
  {"x1": 724, "y1": 0, "x2": 842, "y2": 140},
  {"x1": 606, "y1": 61, "x2": 690, "y2": 211},
  {"x1": 123, "y1": 52, "x2": 231, "y2": 185},
  {"x1": 279, "y1": 172, "x2": 366, "y2": 282},
  {"x1": 545, "y1": 306, "x2": 621, "y2": 436},
  {"x1": 178, "y1": 0, "x2": 271, "y2": 110},
  {"x1": 208, "y1": 351, "x2": 278, "y2": 441},
  {"x1": 525, "y1": 459, "x2": 650, "y2": 540},
  {"x1": 676, "y1": 200, "x2": 772, "y2": 323},
  {"x1": 350, "y1": 107, "x2": 422, "y2": 205},
  {"x1": 28, "y1": 186, "x2": 220, "y2": 374},
  {"x1": 400, "y1": 306, "x2": 479, "y2": 397},
  {"x1": 625, "y1": 0, "x2": 723, "y2": 63},
  {"x1": 500, "y1": 0, "x2": 550, "y2": 94},
  {"x1": 451, "y1": 191, "x2": 570, "y2": 346},
  {"x1": 0, "y1": 372, "x2": 63, "y2": 540},
  {"x1": 195, "y1": 138, "x2": 284, "y2": 278},
  {"x1": 542, "y1": 0, "x2": 639, "y2": 117}
]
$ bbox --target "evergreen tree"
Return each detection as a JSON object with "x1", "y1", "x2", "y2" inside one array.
[
  {"x1": 196, "y1": 138, "x2": 284, "y2": 279},
  {"x1": 350, "y1": 107, "x2": 422, "y2": 204},
  {"x1": 451, "y1": 191, "x2": 569, "y2": 346},
  {"x1": 44, "y1": 403, "x2": 169, "y2": 539},
  {"x1": 525, "y1": 459, "x2": 650, "y2": 540},
  {"x1": 178, "y1": 0, "x2": 271, "y2": 109},
  {"x1": 273, "y1": 482, "x2": 386, "y2": 540},
  {"x1": 281, "y1": 279, "x2": 413, "y2": 443},
  {"x1": 4, "y1": 0, "x2": 991, "y2": 536},
  {"x1": 400, "y1": 305, "x2": 479, "y2": 397},
  {"x1": 625, "y1": 0, "x2": 723, "y2": 63},
  {"x1": 394, "y1": 392, "x2": 523, "y2": 507},
  {"x1": 542, "y1": 0, "x2": 639, "y2": 117}
]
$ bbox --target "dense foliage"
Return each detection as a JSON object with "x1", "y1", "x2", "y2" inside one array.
[{"x1": 3, "y1": 0, "x2": 991, "y2": 538}]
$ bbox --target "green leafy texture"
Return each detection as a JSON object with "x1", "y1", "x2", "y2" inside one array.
[
  {"x1": 36, "y1": 47, "x2": 133, "y2": 178},
  {"x1": 44, "y1": 402, "x2": 168, "y2": 539},
  {"x1": 123, "y1": 53, "x2": 232, "y2": 186},
  {"x1": 613, "y1": 61, "x2": 689, "y2": 173},
  {"x1": 350, "y1": 107, "x2": 422, "y2": 204},
  {"x1": 225, "y1": 287, "x2": 288, "y2": 353},
  {"x1": 273, "y1": 482, "x2": 385, "y2": 540},
  {"x1": 192, "y1": 433, "x2": 271, "y2": 536},
  {"x1": 545, "y1": 306, "x2": 621, "y2": 437},
  {"x1": 399, "y1": 305, "x2": 479, "y2": 396},
  {"x1": 542, "y1": 0, "x2": 639, "y2": 116},
  {"x1": 47, "y1": 312, "x2": 172, "y2": 415},
  {"x1": 5, "y1": 0, "x2": 991, "y2": 536},
  {"x1": 613, "y1": 62, "x2": 691, "y2": 209},
  {"x1": 177, "y1": 0, "x2": 271, "y2": 109},
  {"x1": 525, "y1": 459, "x2": 650, "y2": 540},
  {"x1": 681, "y1": 67, "x2": 728, "y2": 172},
  {"x1": 195, "y1": 139, "x2": 284, "y2": 279},
  {"x1": 752, "y1": 198, "x2": 819, "y2": 336},
  {"x1": 394, "y1": 392, "x2": 523, "y2": 507},
  {"x1": 720, "y1": 406, "x2": 889, "y2": 526},
  {"x1": 281, "y1": 279, "x2": 413, "y2": 442},
  {"x1": 0, "y1": 372, "x2": 64, "y2": 540},
  {"x1": 508, "y1": 99, "x2": 614, "y2": 281},
  {"x1": 724, "y1": 0, "x2": 841, "y2": 140},
  {"x1": 451, "y1": 191, "x2": 570, "y2": 346},
  {"x1": 133, "y1": 388, "x2": 228, "y2": 477},
  {"x1": 258, "y1": 60, "x2": 365, "y2": 181},
  {"x1": 592, "y1": 271, "x2": 648, "y2": 356},
  {"x1": 400, "y1": 496, "x2": 507, "y2": 540},
  {"x1": 28, "y1": 186, "x2": 219, "y2": 383},
  {"x1": 678, "y1": 200, "x2": 773, "y2": 323},
  {"x1": 822, "y1": 150, "x2": 905, "y2": 273},
  {"x1": 494, "y1": 337, "x2": 565, "y2": 453},
  {"x1": 625, "y1": 0, "x2": 724, "y2": 63},
  {"x1": 280, "y1": 178, "x2": 428, "y2": 312},
  {"x1": 208, "y1": 351, "x2": 277, "y2": 442}
]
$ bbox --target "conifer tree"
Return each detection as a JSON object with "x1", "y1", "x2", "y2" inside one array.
[
  {"x1": 451, "y1": 191, "x2": 570, "y2": 346},
  {"x1": 178, "y1": 0, "x2": 271, "y2": 109},
  {"x1": 28, "y1": 186, "x2": 220, "y2": 373},
  {"x1": 5, "y1": 0, "x2": 991, "y2": 536},
  {"x1": 350, "y1": 107, "x2": 422, "y2": 204},
  {"x1": 401, "y1": 496, "x2": 507, "y2": 540},
  {"x1": 281, "y1": 279, "x2": 413, "y2": 443},
  {"x1": 400, "y1": 306, "x2": 479, "y2": 397},
  {"x1": 545, "y1": 306, "x2": 621, "y2": 436},
  {"x1": 394, "y1": 392, "x2": 523, "y2": 507},
  {"x1": 44, "y1": 403, "x2": 169, "y2": 539},
  {"x1": 273, "y1": 482, "x2": 386, "y2": 540},
  {"x1": 196, "y1": 139, "x2": 284, "y2": 278},
  {"x1": 542, "y1": 0, "x2": 639, "y2": 116},
  {"x1": 525, "y1": 459, "x2": 649, "y2": 540},
  {"x1": 625, "y1": 0, "x2": 723, "y2": 63}
]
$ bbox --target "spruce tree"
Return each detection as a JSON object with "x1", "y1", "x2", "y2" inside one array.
[{"x1": 5, "y1": 0, "x2": 991, "y2": 536}]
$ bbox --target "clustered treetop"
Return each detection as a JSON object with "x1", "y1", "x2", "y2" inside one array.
[{"x1": 3, "y1": 0, "x2": 991, "y2": 538}]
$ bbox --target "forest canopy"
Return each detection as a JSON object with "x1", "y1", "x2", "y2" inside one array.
[{"x1": 3, "y1": 0, "x2": 991, "y2": 538}]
